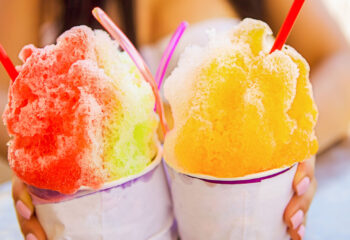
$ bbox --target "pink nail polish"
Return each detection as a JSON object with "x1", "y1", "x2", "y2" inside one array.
[
  {"x1": 16, "y1": 200, "x2": 32, "y2": 220},
  {"x1": 291, "y1": 209, "x2": 304, "y2": 229},
  {"x1": 26, "y1": 233, "x2": 38, "y2": 240},
  {"x1": 298, "y1": 225, "x2": 305, "y2": 239},
  {"x1": 296, "y1": 177, "x2": 310, "y2": 196}
]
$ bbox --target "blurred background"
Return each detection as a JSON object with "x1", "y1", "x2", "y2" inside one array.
[{"x1": 0, "y1": 0, "x2": 349, "y2": 239}]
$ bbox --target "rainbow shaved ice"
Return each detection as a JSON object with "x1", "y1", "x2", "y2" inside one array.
[
  {"x1": 3, "y1": 26, "x2": 158, "y2": 194},
  {"x1": 164, "y1": 19, "x2": 318, "y2": 178}
]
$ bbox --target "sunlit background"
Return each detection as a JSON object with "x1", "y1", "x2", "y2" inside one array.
[{"x1": 322, "y1": 0, "x2": 350, "y2": 41}]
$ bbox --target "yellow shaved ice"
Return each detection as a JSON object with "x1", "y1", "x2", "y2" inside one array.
[
  {"x1": 95, "y1": 30, "x2": 159, "y2": 180},
  {"x1": 164, "y1": 19, "x2": 318, "y2": 178}
]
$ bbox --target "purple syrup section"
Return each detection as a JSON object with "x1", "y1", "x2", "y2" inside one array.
[
  {"x1": 28, "y1": 164, "x2": 158, "y2": 205},
  {"x1": 185, "y1": 166, "x2": 292, "y2": 184}
]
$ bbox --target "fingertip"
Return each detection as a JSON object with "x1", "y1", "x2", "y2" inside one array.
[
  {"x1": 16, "y1": 200, "x2": 32, "y2": 220},
  {"x1": 297, "y1": 225, "x2": 305, "y2": 240},
  {"x1": 292, "y1": 157, "x2": 315, "y2": 192},
  {"x1": 283, "y1": 195, "x2": 300, "y2": 228},
  {"x1": 26, "y1": 233, "x2": 38, "y2": 240},
  {"x1": 290, "y1": 209, "x2": 304, "y2": 229},
  {"x1": 285, "y1": 179, "x2": 317, "y2": 236},
  {"x1": 296, "y1": 177, "x2": 311, "y2": 196},
  {"x1": 12, "y1": 177, "x2": 34, "y2": 212}
]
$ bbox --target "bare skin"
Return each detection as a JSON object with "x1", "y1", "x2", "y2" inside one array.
[
  {"x1": 0, "y1": 0, "x2": 41, "y2": 156},
  {"x1": 5, "y1": 0, "x2": 350, "y2": 239}
]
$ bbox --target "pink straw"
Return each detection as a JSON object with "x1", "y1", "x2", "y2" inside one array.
[
  {"x1": 92, "y1": 7, "x2": 168, "y2": 135},
  {"x1": 155, "y1": 21, "x2": 188, "y2": 90}
]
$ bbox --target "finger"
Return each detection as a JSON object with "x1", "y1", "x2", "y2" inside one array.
[
  {"x1": 284, "y1": 178, "x2": 317, "y2": 229},
  {"x1": 288, "y1": 224, "x2": 305, "y2": 240},
  {"x1": 12, "y1": 176, "x2": 34, "y2": 219},
  {"x1": 12, "y1": 176, "x2": 47, "y2": 240},
  {"x1": 293, "y1": 156, "x2": 315, "y2": 196},
  {"x1": 16, "y1": 209, "x2": 47, "y2": 240},
  {"x1": 288, "y1": 212, "x2": 309, "y2": 240}
]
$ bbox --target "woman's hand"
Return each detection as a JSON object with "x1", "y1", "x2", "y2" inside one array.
[
  {"x1": 12, "y1": 176, "x2": 46, "y2": 240},
  {"x1": 284, "y1": 156, "x2": 317, "y2": 240}
]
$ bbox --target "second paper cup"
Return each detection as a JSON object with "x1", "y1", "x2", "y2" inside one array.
[{"x1": 166, "y1": 163, "x2": 297, "y2": 240}]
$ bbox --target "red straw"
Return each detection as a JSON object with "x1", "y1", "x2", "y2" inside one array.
[
  {"x1": 0, "y1": 43, "x2": 18, "y2": 81},
  {"x1": 270, "y1": 0, "x2": 305, "y2": 53}
]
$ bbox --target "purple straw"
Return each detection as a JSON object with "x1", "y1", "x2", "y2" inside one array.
[{"x1": 156, "y1": 21, "x2": 188, "y2": 90}]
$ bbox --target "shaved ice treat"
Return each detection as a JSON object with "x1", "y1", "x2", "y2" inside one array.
[
  {"x1": 164, "y1": 19, "x2": 318, "y2": 178},
  {"x1": 3, "y1": 26, "x2": 158, "y2": 194}
]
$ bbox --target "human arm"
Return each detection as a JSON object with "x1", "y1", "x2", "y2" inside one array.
[
  {"x1": 0, "y1": 0, "x2": 41, "y2": 157},
  {"x1": 265, "y1": 0, "x2": 350, "y2": 151}
]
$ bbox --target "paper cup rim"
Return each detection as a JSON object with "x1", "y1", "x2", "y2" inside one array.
[
  {"x1": 166, "y1": 162, "x2": 296, "y2": 185},
  {"x1": 28, "y1": 144, "x2": 163, "y2": 203},
  {"x1": 81, "y1": 144, "x2": 163, "y2": 190}
]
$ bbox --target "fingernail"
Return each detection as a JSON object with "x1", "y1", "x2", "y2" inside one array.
[
  {"x1": 16, "y1": 200, "x2": 32, "y2": 220},
  {"x1": 296, "y1": 177, "x2": 310, "y2": 196},
  {"x1": 291, "y1": 209, "x2": 304, "y2": 229},
  {"x1": 297, "y1": 225, "x2": 305, "y2": 239},
  {"x1": 26, "y1": 233, "x2": 38, "y2": 240}
]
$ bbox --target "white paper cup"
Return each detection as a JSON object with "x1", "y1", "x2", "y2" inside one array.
[
  {"x1": 27, "y1": 147, "x2": 176, "y2": 240},
  {"x1": 166, "y1": 163, "x2": 298, "y2": 240}
]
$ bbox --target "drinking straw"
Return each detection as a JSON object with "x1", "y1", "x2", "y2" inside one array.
[
  {"x1": 270, "y1": 0, "x2": 306, "y2": 53},
  {"x1": 0, "y1": 43, "x2": 18, "y2": 81},
  {"x1": 155, "y1": 21, "x2": 188, "y2": 90},
  {"x1": 92, "y1": 7, "x2": 168, "y2": 135}
]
